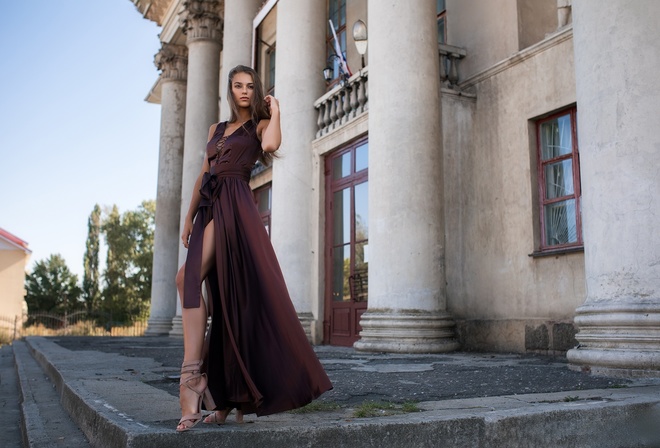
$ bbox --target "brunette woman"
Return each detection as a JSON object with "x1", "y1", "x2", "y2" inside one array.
[{"x1": 175, "y1": 65, "x2": 332, "y2": 432}]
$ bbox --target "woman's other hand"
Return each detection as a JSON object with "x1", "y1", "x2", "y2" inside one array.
[{"x1": 181, "y1": 218, "x2": 193, "y2": 248}]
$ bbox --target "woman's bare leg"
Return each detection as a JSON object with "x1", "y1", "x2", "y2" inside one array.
[{"x1": 175, "y1": 220, "x2": 216, "y2": 430}]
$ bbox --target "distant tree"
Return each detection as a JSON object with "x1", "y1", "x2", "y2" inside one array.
[
  {"x1": 82, "y1": 204, "x2": 101, "y2": 313},
  {"x1": 101, "y1": 201, "x2": 155, "y2": 323},
  {"x1": 25, "y1": 254, "x2": 82, "y2": 317}
]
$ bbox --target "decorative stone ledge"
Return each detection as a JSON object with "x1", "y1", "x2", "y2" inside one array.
[
  {"x1": 460, "y1": 25, "x2": 573, "y2": 90},
  {"x1": 354, "y1": 310, "x2": 459, "y2": 353},
  {"x1": 144, "y1": 316, "x2": 174, "y2": 336},
  {"x1": 567, "y1": 302, "x2": 660, "y2": 377},
  {"x1": 298, "y1": 312, "x2": 315, "y2": 343}
]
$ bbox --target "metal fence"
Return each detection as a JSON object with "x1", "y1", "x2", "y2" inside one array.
[{"x1": 0, "y1": 310, "x2": 147, "y2": 344}]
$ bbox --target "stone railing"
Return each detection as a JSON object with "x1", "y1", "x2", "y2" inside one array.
[
  {"x1": 314, "y1": 67, "x2": 369, "y2": 138},
  {"x1": 439, "y1": 43, "x2": 467, "y2": 89}
]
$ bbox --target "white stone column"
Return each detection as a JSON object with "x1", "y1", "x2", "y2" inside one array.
[
  {"x1": 567, "y1": 1, "x2": 660, "y2": 376},
  {"x1": 271, "y1": 0, "x2": 326, "y2": 338},
  {"x1": 219, "y1": 0, "x2": 261, "y2": 121},
  {"x1": 145, "y1": 44, "x2": 188, "y2": 336},
  {"x1": 171, "y1": 0, "x2": 223, "y2": 337},
  {"x1": 354, "y1": 0, "x2": 458, "y2": 353}
]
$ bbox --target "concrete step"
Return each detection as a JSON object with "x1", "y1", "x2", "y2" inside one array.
[
  {"x1": 21, "y1": 336, "x2": 660, "y2": 448},
  {"x1": 13, "y1": 340, "x2": 90, "y2": 447}
]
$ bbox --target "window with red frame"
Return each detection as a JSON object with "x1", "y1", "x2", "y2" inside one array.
[{"x1": 537, "y1": 108, "x2": 582, "y2": 250}]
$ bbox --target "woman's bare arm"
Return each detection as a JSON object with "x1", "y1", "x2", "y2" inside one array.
[{"x1": 260, "y1": 95, "x2": 281, "y2": 152}]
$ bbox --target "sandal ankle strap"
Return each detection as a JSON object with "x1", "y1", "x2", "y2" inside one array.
[{"x1": 180, "y1": 360, "x2": 203, "y2": 375}]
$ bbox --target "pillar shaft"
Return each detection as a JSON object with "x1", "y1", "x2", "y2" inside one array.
[
  {"x1": 220, "y1": 0, "x2": 261, "y2": 121},
  {"x1": 271, "y1": 0, "x2": 326, "y2": 332},
  {"x1": 146, "y1": 44, "x2": 187, "y2": 335},
  {"x1": 172, "y1": 0, "x2": 223, "y2": 336},
  {"x1": 567, "y1": 0, "x2": 660, "y2": 376},
  {"x1": 354, "y1": 0, "x2": 458, "y2": 353}
]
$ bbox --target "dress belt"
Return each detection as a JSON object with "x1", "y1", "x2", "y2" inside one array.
[{"x1": 210, "y1": 165, "x2": 251, "y2": 182}]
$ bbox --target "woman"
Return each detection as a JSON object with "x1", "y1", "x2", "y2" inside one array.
[{"x1": 175, "y1": 65, "x2": 332, "y2": 432}]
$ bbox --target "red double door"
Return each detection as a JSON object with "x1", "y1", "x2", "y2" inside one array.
[{"x1": 324, "y1": 138, "x2": 369, "y2": 346}]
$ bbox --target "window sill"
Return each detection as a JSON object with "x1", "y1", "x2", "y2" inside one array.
[{"x1": 528, "y1": 246, "x2": 584, "y2": 258}]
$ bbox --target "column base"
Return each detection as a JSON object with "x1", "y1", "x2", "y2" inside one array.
[
  {"x1": 298, "y1": 312, "x2": 314, "y2": 343},
  {"x1": 169, "y1": 316, "x2": 183, "y2": 338},
  {"x1": 567, "y1": 301, "x2": 660, "y2": 377},
  {"x1": 144, "y1": 316, "x2": 174, "y2": 336},
  {"x1": 353, "y1": 310, "x2": 459, "y2": 353}
]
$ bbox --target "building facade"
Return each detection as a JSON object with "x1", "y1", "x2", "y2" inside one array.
[
  {"x1": 0, "y1": 228, "x2": 30, "y2": 335},
  {"x1": 131, "y1": 0, "x2": 660, "y2": 377}
]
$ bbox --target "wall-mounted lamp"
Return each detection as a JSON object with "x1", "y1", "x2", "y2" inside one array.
[
  {"x1": 323, "y1": 54, "x2": 349, "y2": 85},
  {"x1": 352, "y1": 19, "x2": 367, "y2": 69}
]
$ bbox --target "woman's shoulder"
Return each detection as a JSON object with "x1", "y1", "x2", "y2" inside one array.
[{"x1": 207, "y1": 122, "x2": 226, "y2": 141}]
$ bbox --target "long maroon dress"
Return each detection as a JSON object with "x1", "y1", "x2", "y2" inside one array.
[{"x1": 183, "y1": 119, "x2": 332, "y2": 416}]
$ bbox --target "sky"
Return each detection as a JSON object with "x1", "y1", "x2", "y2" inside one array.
[{"x1": 0, "y1": 1, "x2": 163, "y2": 279}]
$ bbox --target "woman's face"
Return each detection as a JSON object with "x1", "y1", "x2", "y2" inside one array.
[{"x1": 231, "y1": 72, "x2": 254, "y2": 109}]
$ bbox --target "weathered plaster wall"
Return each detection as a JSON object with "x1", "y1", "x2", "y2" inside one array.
[{"x1": 443, "y1": 30, "x2": 583, "y2": 353}]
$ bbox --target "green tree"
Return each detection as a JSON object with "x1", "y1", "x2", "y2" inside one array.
[
  {"x1": 25, "y1": 254, "x2": 82, "y2": 317},
  {"x1": 101, "y1": 201, "x2": 155, "y2": 323},
  {"x1": 82, "y1": 204, "x2": 101, "y2": 312}
]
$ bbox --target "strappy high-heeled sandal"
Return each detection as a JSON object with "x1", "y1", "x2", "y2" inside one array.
[
  {"x1": 203, "y1": 408, "x2": 244, "y2": 425},
  {"x1": 176, "y1": 360, "x2": 212, "y2": 432}
]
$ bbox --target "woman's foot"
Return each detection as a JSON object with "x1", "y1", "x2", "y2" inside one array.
[
  {"x1": 203, "y1": 408, "x2": 244, "y2": 424},
  {"x1": 176, "y1": 361, "x2": 210, "y2": 432}
]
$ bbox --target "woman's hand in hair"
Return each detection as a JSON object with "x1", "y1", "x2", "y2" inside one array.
[{"x1": 265, "y1": 95, "x2": 279, "y2": 115}]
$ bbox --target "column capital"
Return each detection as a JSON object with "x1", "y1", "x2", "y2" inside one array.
[
  {"x1": 154, "y1": 43, "x2": 188, "y2": 81},
  {"x1": 179, "y1": 0, "x2": 223, "y2": 44}
]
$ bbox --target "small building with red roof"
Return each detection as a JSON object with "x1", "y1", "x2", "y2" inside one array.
[{"x1": 0, "y1": 227, "x2": 31, "y2": 338}]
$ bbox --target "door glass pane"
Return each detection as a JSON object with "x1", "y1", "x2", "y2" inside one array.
[
  {"x1": 332, "y1": 245, "x2": 351, "y2": 302},
  {"x1": 333, "y1": 188, "x2": 351, "y2": 245},
  {"x1": 544, "y1": 159, "x2": 574, "y2": 199},
  {"x1": 540, "y1": 114, "x2": 572, "y2": 160},
  {"x1": 355, "y1": 142, "x2": 368, "y2": 172},
  {"x1": 353, "y1": 241, "x2": 368, "y2": 302},
  {"x1": 333, "y1": 152, "x2": 351, "y2": 179},
  {"x1": 544, "y1": 199, "x2": 577, "y2": 246},
  {"x1": 354, "y1": 181, "x2": 368, "y2": 240}
]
